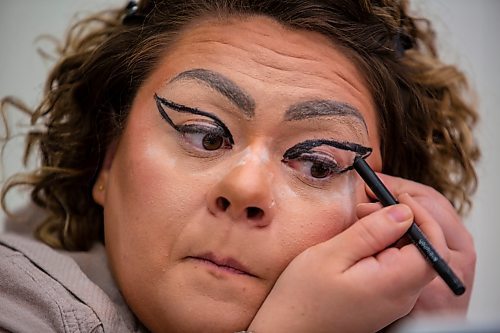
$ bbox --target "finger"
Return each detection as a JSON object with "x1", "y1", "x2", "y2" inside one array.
[
  {"x1": 372, "y1": 173, "x2": 437, "y2": 199},
  {"x1": 376, "y1": 240, "x2": 438, "y2": 293},
  {"x1": 398, "y1": 193, "x2": 450, "y2": 262},
  {"x1": 356, "y1": 202, "x2": 409, "y2": 249},
  {"x1": 364, "y1": 173, "x2": 453, "y2": 218},
  {"x1": 346, "y1": 230, "x2": 437, "y2": 299},
  {"x1": 399, "y1": 194, "x2": 475, "y2": 293},
  {"x1": 328, "y1": 204, "x2": 413, "y2": 270},
  {"x1": 439, "y1": 219, "x2": 474, "y2": 253},
  {"x1": 356, "y1": 202, "x2": 383, "y2": 219},
  {"x1": 366, "y1": 173, "x2": 470, "y2": 252},
  {"x1": 401, "y1": 193, "x2": 476, "y2": 298},
  {"x1": 371, "y1": 174, "x2": 458, "y2": 230}
]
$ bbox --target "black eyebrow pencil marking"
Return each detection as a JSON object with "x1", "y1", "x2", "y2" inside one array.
[{"x1": 353, "y1": 156, "x2": 465, "y2": 296}]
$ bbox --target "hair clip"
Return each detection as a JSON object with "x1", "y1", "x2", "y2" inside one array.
[
  {"x1": 394, "y1": 30, "x2": 414, "y2": 57},
  {"x1": 122, "y1": 0, "x2": 145, "y2": 25}
]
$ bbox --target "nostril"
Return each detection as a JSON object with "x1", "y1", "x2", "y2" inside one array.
[
  {"x1": 216, "y1": 197, "x2": 230, "y2": 211},
  {"x1": 246, "y1": 207, "x2": 264, "y2": 220}
]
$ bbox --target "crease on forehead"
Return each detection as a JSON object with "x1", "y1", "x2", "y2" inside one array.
[
  {"x1": 169, "y1": 14, "x2": 371, "y2": 96},
  {"x1": 157, "y1": 15, "x2": 377, "y2": 141}
]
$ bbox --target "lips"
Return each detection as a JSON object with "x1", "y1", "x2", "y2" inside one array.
[{"x1": 187, "y1": 252, "x2": 257, "y2": 277}]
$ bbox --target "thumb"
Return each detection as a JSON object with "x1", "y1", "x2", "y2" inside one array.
[{"x1": 328, "y1": 204, "x2": 414, "y2": 270}]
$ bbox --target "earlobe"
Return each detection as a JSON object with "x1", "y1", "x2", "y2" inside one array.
[
  {"x1": 92, "y1": 171, "x2": 108, "y2": 206},
  {"x1": 92, "y1": 140, "x2": 118, "y2": 206}
]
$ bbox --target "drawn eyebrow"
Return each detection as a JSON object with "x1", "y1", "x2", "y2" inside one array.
[
  {"x1": 284, "y1": 100, "x2": 367, "y2": 131},
  {"x1": 169, "y1": 68, "x2": 255, "y2": 118}
]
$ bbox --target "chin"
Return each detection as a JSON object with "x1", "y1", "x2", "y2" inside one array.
[
  {"x1": 137, "y1": 297, "x2": 257, "y2": 333},
  {"x1": 112, "y1": 250, "x2": 269, "y2": 332}
]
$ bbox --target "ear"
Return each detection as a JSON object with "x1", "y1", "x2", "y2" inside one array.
[{"x1": 92, "y1": 140, "x2": 118, "y2": 206}]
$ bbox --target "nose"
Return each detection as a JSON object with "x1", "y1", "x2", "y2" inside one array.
[{"x1": 207, "y1": 153, "x2": 276, "y2": 227}]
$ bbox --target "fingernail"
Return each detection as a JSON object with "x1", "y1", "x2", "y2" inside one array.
[
  {"x1": 388, "y1": 205, "x2": 413, "y2": 222},
  {"x1": 356, "y1": 202, "x2": 381, "y2": 209}
]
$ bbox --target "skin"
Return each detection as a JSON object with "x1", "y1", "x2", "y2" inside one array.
[
  {"x1": 93, "y1": 15, "x2": 473, "y2": 333},
  {"x1": 357, "y1": 175, "x2": 475, "y2": 317}
]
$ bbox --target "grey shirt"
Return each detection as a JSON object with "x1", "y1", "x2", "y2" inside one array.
[{"x1": 0, "y1": 233, "x2": 147, "y2": 333}]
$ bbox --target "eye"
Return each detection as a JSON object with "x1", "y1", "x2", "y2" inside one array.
[
  {"x1": 202, "y1": 133, "x2": 224, "y2": 150},
  {"x1": 178, "y1": 123, "x2": 232, "y2": 152},
  {"x1": 283, "y1": 152, "x2": 341, "y2": 180},
  {"x1": 282, "y1": 140, "x2": 366, "y2": 186}
]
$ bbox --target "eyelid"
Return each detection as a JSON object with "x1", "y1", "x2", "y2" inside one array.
[
  {"x1": 177, "y1": 123, "x2": 232, "y2": 152},
  {"x1": 179, "y1": 122, "x2": 223, "y2": 132},
  {"x1": 282, "y1": 153, "x2": 341, "y2": 186},
  {"x1": 153, "y1": 93, "x2": 374, "y2": 169},
  {"x1": 282, "y1": 139, "x2": 373, "y2": 180},
  {"x1": 283, "y1": 139, "x2": 371, "y2": 160},
  {"x1": 293, "y1": 152, "x2": 340, "y2": 171},
  {"x1": 154, "y1": 93, "x2": 234, "y2": 144}
]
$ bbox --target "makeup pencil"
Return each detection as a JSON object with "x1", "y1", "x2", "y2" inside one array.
[{"x1": 353, "y1": 156, "x2": 465, "y2": 296}]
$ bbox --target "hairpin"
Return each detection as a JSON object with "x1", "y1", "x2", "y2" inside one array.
[
  {"x1": 122, "y1": 0, "x2": 145, "y2": 25},
  {"x1": 394, "y1": 29, "x2": 414, "y2": 57}
]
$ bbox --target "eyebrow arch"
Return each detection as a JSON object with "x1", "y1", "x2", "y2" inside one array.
[
  {"x1": 169, "y1": 68, "x2": 255, "y2": 119},
  {"x1": 284, "y1": 100, "x2": 367, "y2": 130}
]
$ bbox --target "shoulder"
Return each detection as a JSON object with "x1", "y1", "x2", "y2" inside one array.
[
  {"x1": 0, "y1": 233, "x2": 141, "y2": 333},
  {"x1": 0, "y1": 234, "x2": 103, "y2": 332},
  {"x1": 0, "y1": 234, "x2": 104, "y2": 332}
]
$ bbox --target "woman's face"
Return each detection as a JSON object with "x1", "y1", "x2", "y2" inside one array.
[{"x1": 94, "y1": 16, "x2": 381, "y2": 332}]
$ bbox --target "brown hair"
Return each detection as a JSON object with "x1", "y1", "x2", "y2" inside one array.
[{"x1": 1, "y1": 0, "x2": 479, "y2": 250}]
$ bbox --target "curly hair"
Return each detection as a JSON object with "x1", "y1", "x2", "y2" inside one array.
[{"x1": 1, "y1": 0, "x2": 479, "y2": 250}]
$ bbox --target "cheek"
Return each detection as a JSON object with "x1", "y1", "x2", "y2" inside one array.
[
  {"x1": 109, "y1": 153, "x2": 208, "y2": 229},
  {"x1": 102, "y1": 132, "x2": 205, "y2": 273},
  {"x1": 271, "y1": 173, "x2": 360, "y2": 268}
]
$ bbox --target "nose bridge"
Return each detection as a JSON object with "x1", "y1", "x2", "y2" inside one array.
[
  {"x1": 234, "y1": 145, "x2": 272, "y2": 181},
  {"x1": 207, "y1": 145, "x2": 276, "y2": 224},
  {"x1": 230, "y1": 155, "x2": 272, "y2": 199}
]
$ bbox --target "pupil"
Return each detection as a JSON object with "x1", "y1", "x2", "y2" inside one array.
[
  {"x1": 202, "y1": 133, "x2": 223, "y2": 150},
  {"x1": 310, "y1": 163, "x2": 331, "y2": 178}
]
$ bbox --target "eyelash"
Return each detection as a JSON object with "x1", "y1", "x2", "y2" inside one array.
[
  {"x1": 177, "y1": 123, "x2": 233, "y2": 155},
  {"x1": 155, "y1": 94, "x2": 366, "y2": 186},
  {"x1": 177, "y1": 125, "x2": 346, "y2": 186},
  {"x1": 282, "y1": 151, "x2": 344, "y2": 186}
]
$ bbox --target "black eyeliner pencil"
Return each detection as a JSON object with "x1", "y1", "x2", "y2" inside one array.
[{"x1": 353, "y1": 156, "x2": 465, "y2": 296}]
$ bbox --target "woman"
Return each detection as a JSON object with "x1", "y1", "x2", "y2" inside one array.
[{"x1": 0, "y1": 0, "x2": 479, "y2": 332}]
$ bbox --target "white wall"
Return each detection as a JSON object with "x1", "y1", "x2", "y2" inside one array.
[{"x1": 1, "y1": 0, "x2": 499, "y2": 324}]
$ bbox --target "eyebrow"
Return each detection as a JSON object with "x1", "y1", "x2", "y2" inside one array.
[
  {"x1": 169, "y1": 68, "x2": 256, "y2": 118},
  {"x1": 284, "y1": 100, "x2": 367, "y2": 130}
]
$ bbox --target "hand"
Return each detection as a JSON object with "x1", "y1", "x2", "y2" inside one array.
[
  {"x1": 249, "y1": 200, "x2": 444, "y2": 333},
  {"x1": 356, "y1": 174, "x2": 476, "y2": 317}
]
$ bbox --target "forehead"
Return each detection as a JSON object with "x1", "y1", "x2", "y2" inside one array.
[{"x1": 140, "y1": 15, "x2": 380, "y2": 153}]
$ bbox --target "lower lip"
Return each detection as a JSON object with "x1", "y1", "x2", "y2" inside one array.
[{"x1": 186, "y1": 257, "x2": 249, "y2": 277}]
